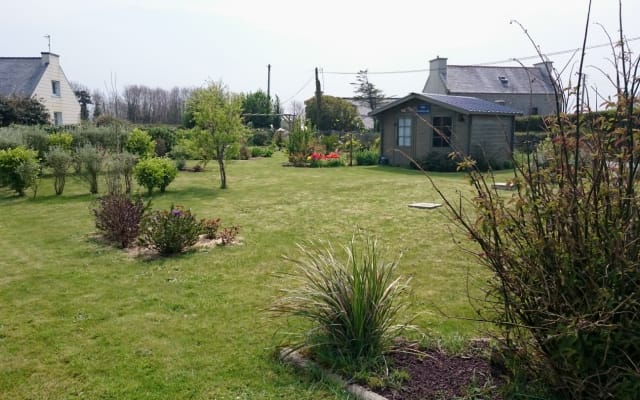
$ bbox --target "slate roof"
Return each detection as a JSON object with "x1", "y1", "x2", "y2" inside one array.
[
  {"x1": 369, "y1": 92, "x2": 522, "y2": 116},
  {"x1": 443, "y1": 65, "x2": 554, "y2": 95},
  {"x1": 0, "y1": 57, "x2": 46, "y2": 97}
]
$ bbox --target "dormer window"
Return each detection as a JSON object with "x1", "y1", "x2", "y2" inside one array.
[
  {"x1": 52, "y1": 80, "x2": 61, "y2": 96},
  {"x1": 498, "y1": 76, "x2": 509, "y2": 86}
]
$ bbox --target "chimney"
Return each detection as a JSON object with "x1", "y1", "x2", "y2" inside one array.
[
  {"x1": 430, "y1": 56, "x2": 448, "y2": 80},
  {"x1": 534, "y1": 59, "x2": 553, "y2": 79},
  {"x1": 41, "y1": 52, "x2": 59, "y2": 66}
]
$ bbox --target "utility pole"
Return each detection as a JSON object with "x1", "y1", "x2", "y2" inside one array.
[
  {"x1": 267, "y1": 64, "x2": 271, "y2": 99},
  {"x1": 315, "y1": 67, "x2": 322, "y2": 132}
]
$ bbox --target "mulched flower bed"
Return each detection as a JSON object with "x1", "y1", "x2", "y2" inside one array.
[{"x1": 375, "y1": 342, "x2": 503, "y2": 400}]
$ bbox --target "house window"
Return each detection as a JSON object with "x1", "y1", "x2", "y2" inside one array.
[
  {"x1": 432, "y1": 116, "x2": 452, "y2": 147},
  {"x1": 52, "y1": 80, "x2": 61, "y2": 96},
  {"x1": 54, "y1": 112, "x2": 63, "y2": 126},
  {"x1": 397, "y1": 117, "x2": 412, "y2": 147}
]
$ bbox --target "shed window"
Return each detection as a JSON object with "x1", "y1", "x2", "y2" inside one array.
[
  {"x1": 52, "y1": 80, "x2": 61, "y2": 96},
  {"x1": 432, "y1": 117, "x2": 452, "y2": 147},
  {"x1": 397, "y1": 117, "x2": 412, "y2": 147}
]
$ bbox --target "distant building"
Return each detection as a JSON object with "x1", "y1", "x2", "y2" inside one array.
[
  {"x1": 423, "y1": 57, "x2": 557, "y2": 116},
  {"x1": 0, "y1": 52, "x2": 81, "y2": 125},
  {"x1": 370, "y1": 92, "x2": 521, "y2": 167},
  {"x1": 344, "y1": 97, "x2": 397, "y2": 130}
]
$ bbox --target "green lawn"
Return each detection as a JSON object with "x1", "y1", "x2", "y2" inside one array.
[{"x1": 0, "y1": 153, "x2": 503, "y2": 399}]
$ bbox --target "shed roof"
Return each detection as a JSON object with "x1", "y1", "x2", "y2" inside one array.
[
  {"x1": 0, "y1": 57, "x2": 46, "y2": 97},
  {"x1": 444, "y1": 65, "x2": 554, "y2": 94},
  {"x1": 369, "y1": 92, "x2": 523, "y2": 116}
]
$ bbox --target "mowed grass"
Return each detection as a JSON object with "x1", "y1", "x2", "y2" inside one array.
[{"x1": 0, "y1": 152, "x2": 504, "y2": 399}]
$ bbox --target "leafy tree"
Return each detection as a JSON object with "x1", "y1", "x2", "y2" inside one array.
[
  {"x1": 45, "y1": 146, "x2": 72, "y2": 195},
  {"x1": 304, "y1": 95, "x2": 363, "y2": 132},
  {"x1": 242, "y1": 90, "x2": 272, "y2": 128},
  {"x1": 272, "y1": 95, "x2": 282, "y2": 129},
  {"x1": 351, "y1": 69, "x2": 385, "y2": 110},
  {"x1": 71, "y1": 82, "x2": 93, "y2": 122},
  {"x1": 0, "y1": 96, "x2": 49, "y2": 127},
  {"x1": 125, "y1": 128, "x2": 155, "y2": 159},
  {"x1": 188, "y1": 82, "x2": 245, "y2": 189}
]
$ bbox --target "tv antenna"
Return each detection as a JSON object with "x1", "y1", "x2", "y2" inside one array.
[{"x1": 44, "y1": 35, "x2": 51, "y2": 52}]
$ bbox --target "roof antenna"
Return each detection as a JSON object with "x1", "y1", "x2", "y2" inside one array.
[{"x1": 44, "y1": 35, "x2": 51, "y2": 52}]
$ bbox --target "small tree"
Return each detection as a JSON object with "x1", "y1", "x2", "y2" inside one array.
[
  {"x1": 45, "y1": 146, "x2": 73, "y2": 195},
  {"x1": 189, "y1": 82, "x2": 245, "y2": 189},
  {"x1": 242, "y1": 90, "x2": 272, "y2": 128},
  {"x1": 76, "y1": 144, "x2": 106, "y2": 194},
  {"x1": 304, "y1": 95, "x2": 363, "y2": 133}
]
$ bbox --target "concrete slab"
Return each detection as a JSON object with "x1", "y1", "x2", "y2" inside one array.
[{"x1": 408, "y1": 202, "x2": 442, "y2": 209}]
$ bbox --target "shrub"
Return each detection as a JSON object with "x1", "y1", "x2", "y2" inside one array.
[
  {"x1": 139, "y1": 205, "x2": 201, "y2": 255},
  {"x1": 147, "y1": 126, "x2": 176, "y2": 155},
  {"x1": 134, "y1": 157, "x2": 177, "y2": 196},
  {"x1": 45, "y1": 146, "x2": 73, "y2": 195},
  {"x1": 355, "y1": 150, "x2": 379, "y2": 166},
  {"x1": 414, "y1": 152, "x2": 458, "y2": 172},
  {"x1": 218, "y1": 225, "x2": 239, "y2": 245},
  {"x1": 104, "y1": 151, "x2": 136, "y2": 195},
  {"x1": 249, "y1": 129, "x2": 271, "y2": 146},
  {"x1": 270, "y1": 235, "x2": 412, "y2": 372},
  {"x1": 76, "y1": 144, "x2": 106, "y2": 194},
  {"x1": 48, "y1": 132, "x2": 74, "y2": 151},
  {"x1": 125, "y1": 128, "x2": 155, "y2": 158},
  {"x1": 92, "y1": 194, "x2": 146, "y2": 248},
  {"x1": 239, "y1": 145, "x2": 251, "y2": 160},
  {"x1": 0, "y1": 146, "x2": 39, "y2": 196},
  {"x1": 15, "y1": 157, "x2": 40, "y2": 198},
  {"x1": 250, "y1": 146, "x2": 274, "y2": 158},
  {"x1": 200, "y1": 218, "x2": 221, "y2": 239}
]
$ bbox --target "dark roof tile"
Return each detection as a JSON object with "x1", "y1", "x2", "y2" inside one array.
[{"x1": 0, "y1": 58, "x2": 46, "y2": 97}]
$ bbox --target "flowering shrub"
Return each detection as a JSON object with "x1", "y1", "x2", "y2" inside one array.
[
  {"x1": 200, "y1": 217, "x2": 221, "y2": 239},
  {"x1": 307, "y1": 152, "x2": 344, "y2": 167},
  {"x1": 92, "y1": 194, "x2": 146, "y2": 248},
  {"x1": 218, "y1": 225, "x2": 240, "y2": 245},
  {"x1": 138, "y1": 205, "x2": 201, "y2": 255}
]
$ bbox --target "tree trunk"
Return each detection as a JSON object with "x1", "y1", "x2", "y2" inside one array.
[{"x1": 217, "y1": 151, "x2": 227, "y2": 189}]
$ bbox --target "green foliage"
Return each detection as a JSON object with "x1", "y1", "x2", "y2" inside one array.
[
  {"x1": 438, "y1": 12, "x2": 640, "y2": 399},
  {"x1": 249, "y1": 129, "x2": 272, "y2": 146},
  {"x1": 103, "y1": 151, "x2": 137, "y2": 195},
  {"x1": 134, "y1": 157, "x2": 177, "y2": 196},
  {"x1": 271, "y1": 235, "x2": 412, "y2": 372},
  {"x1": 351, "y1": 69, "x2": 385, "y2": 113},
  {"x1": 242, "y1": 90, "x2": 273, "y2": 128},
  {"x1": 286, "y1": 119, "x2": 313, "y2": 165},
  {"x1": 125, "y1": 128, "x2": 155, "y2": 158},
  {"x1": 92, "y1": 194, "x2": 146, "y2": 248},
  {"x1": 139, "y1": 205, "x2": 202, "y2": 255},
  {"x1": 48, "y1": 132, "x2": 74, "y2": 151},
  {"x1": 304, "y1": 95, "x2": 363, "y2": 132},
  {"x1": 319, "y1": 133, "x2": 340, "y2": 153},
  {"x1": 45, "y1": 146, "x2": 73, "y2": 195},
  {"x1": 0, "y1": 95, "x2": 50, "y2": 126},
  {"x1": 15, "y1": 157, "x2": 40, "y2": 198},
  {"x1": 355, "y1": 150, "x2": 379, "y2": 166},
  {"x1": 188, "y1": 81, "x2": 246, "y2": 189},
  {"x1": 414, "y1": 152, "x2": 458, "y2": 172},
  {"x1": 76, "y1": 144, "x2": 106, "y2": 194},
  {"x1": 71, "y1": 125, "x2": 128, "y2": 152},
  {"x1": 251, "y1": 146, "x2": 273, "y2": 158},
  {"x1": 0, "y1": 146, "x2": 40, "y2": 196},
  {"x1": 73, "y1": 90, "x2": 92, "y2": 121},
  {"x1": 147, "y1": 126, "x2": 177, "y2": 155}
]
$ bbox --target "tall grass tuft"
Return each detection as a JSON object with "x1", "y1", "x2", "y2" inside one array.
[{"x1": 271, "y1": 235, "x2": 412, "y2": 372}]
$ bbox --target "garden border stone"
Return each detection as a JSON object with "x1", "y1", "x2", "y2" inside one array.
[{"x1": 278, "y1": 348, "x2": 388, "y2": 400}]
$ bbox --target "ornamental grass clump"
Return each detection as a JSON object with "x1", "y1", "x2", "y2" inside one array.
[
  {"x1": 271, "y1": 235, "x2": 412, "y2": 372},
  {"x1": 138, "y1": 205, "x2": 201, "y2": 255}
]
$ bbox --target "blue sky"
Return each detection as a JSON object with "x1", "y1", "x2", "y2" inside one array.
[{"x1": 2, "y1": 0, "x2": 638, "y2": 111}]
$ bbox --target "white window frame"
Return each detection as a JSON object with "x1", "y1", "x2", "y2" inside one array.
[
  {"x1": 52, "y1": 80, "x2": 61, "y2": 96},
  {"x1": 397, "y1": 117, "x2": 412, "y2": 147},
  {"x1": 54, "y1": 112, "x2": 63, "y2": 126}
]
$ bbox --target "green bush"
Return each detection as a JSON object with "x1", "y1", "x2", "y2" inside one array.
[
  {"x1": 147, "y1": 126, "x2": 177, "y2": 155},
  {"x1": 48, "y1": 132, "x2": 74, "y2": 151},
  {"x1": 0, "y1": 146, "x2": 39, "y2": 196},
  {"x1": 72, "y1": 126, "x2": 128, "y2": 152},
  {"x1": 45, "y1": 146, "x2": 72, "y2": 195},
  {"x1": 355, "y1": 150, "x2": 379, "y2": 166},
  {"x1": 93, "y1": 194, "x2": 147, "y2": 248},
  {"x1": 250, "y1": 146, "x2": 274, "y2": 158},
  {"x1": 271, "y1": 235, "x2": 412, "y2": 372},
  {"x1": 76, "y1": 144, "x2": 106, "y2": 194},
  {"x1": 125, "y1": 128, "x2": 155, "y2": 159},
  {"x1": 139, "y1": 205, "x2": 201, "y2": 255},
  {"x1": 104, "y1": 151, "x2": 137, "y2": 195},
  {"x1": 249, "y1": 129, "x2": 271, "y2": 146},
  {"x1": 414, "y1": 152, "x2": 458, "y2": 172},
  {"x1": 134, "y1": 157, "x2": 177, "y2": 196}
]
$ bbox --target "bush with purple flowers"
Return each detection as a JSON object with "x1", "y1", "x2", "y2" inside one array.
[{"x1": 138, "y1": 204, "x2": 202, "y2": 255}]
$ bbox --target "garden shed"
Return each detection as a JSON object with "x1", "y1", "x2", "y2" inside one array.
[{"x1": 370, "y1": 92, "x2": 522, "y2": 167}]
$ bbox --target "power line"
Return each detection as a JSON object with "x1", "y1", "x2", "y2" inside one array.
[
  {"x1": 323, "y1": 36, "x2": 640, "y2": 75},
  {"x1": 281, "y1": 75, "x2": 314, "y2": 104}
]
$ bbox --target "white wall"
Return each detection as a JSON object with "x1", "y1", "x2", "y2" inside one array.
[{"x1": 32, "y1": 53, "x2": 81, "y2": 125}]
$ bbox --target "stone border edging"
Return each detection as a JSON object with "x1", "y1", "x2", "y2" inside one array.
[{"x1": 278, "y1": 347, "x2": 389, "y2": 400}]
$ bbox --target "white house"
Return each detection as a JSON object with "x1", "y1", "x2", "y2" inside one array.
[{"x1": 0, "y1": 52, "x2": 81, "y2": 125}]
